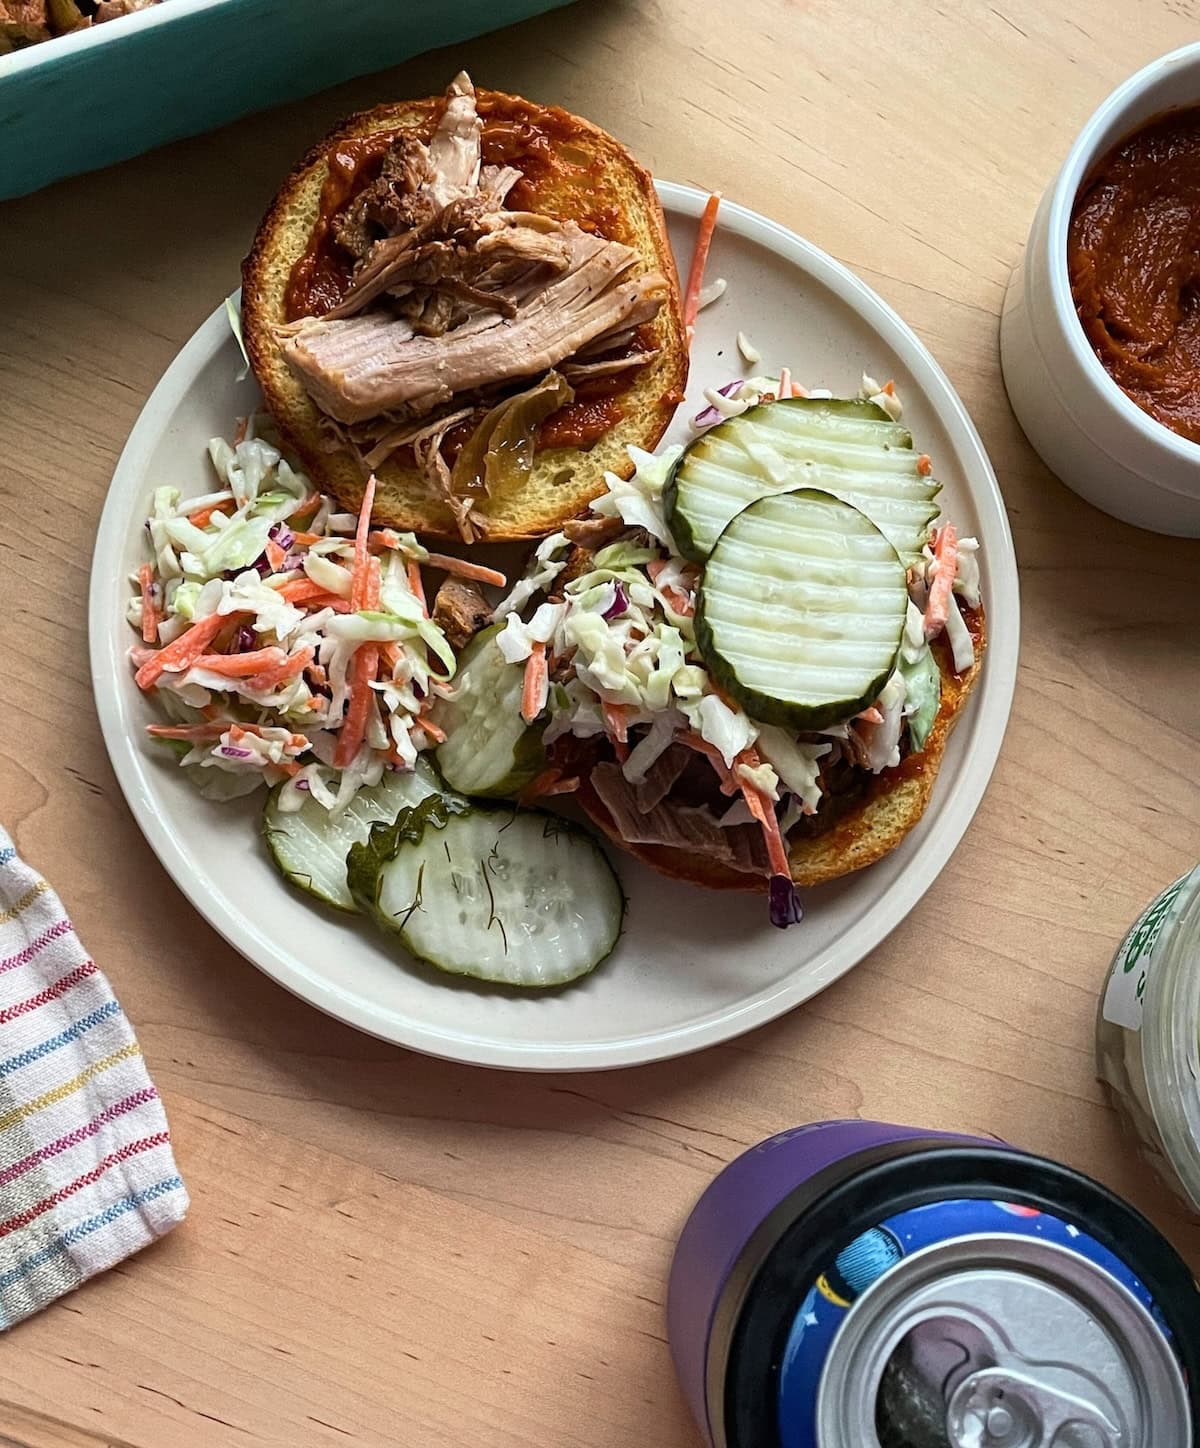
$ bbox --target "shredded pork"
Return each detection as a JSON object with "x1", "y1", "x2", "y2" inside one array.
[
  {"x1": 275, "y1": 71, "x2": 668, "y2": 538},
  {"x1": 561, "y1": 350, "x2": 659, "y2": 384},
  {"x1": 562, "y1": 514, "x2": 629, "y2": 549},
  {"x1": 630, "y1": 743, "x2": 693, "y2": 813},
  {"x1": 431, "y1": 578, "x2": 492, "y2": 649},
  {"x1": 283, "y1": 224, "x2": 664, "y2": 424},
  {"x1": 591, "y1": 763, "x2": 770, "y2": 876}
]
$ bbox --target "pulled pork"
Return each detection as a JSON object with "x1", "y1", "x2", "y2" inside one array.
[
  {"x1": 562, "y1": 514, "x2": 630, "y2": 549},
  {"x1": 431, "y1": 578, "x2": 491, "y2": 650},
  {"x1": 334, "y1": 137, "x2": 437, "y2": 260},
  {"x1": 553, "y1": 729, "x2": 875, "y2": 876},
  {"x1": 591, "y1": 762, "x2": 771, "y2": 876},
  {"x1": 282, "y1": 221, "x2": 662, "y2": 424},
  {"x1": 276, "y1": 71, "x2": 668, "y2": 540}
]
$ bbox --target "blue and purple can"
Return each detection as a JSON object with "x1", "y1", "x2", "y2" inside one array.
[{"x1": 667, "y1": 1120, "x2": 1200, "y2": 1447}]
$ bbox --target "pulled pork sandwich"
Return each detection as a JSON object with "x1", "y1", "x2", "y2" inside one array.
[
  {"x1": 427, "y1": 392, "x2": 986, "y2": 928},
  {"x1": 242, "y1": 73, "x2": 687, "y2": 543}
]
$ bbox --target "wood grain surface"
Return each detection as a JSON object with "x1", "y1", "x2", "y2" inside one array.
[{"x1": 2, "y1": 2, "x2": 1199, "y2": 1444}]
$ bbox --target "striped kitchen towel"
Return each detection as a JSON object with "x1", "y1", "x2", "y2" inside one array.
[{"x1": 0, "y1": 825, "x2": 187, "y2": 1328}]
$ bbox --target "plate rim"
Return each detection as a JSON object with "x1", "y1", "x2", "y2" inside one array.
[{"x1": 88, "y1": 181, "x2": 1020, "y2": 1071}]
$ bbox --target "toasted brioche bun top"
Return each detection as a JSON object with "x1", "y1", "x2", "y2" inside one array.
[
  {"x1": 242, "y1": 87, "x2": 687, "y2": 542},
  {"x1": 575, "y1": 604, "x2": 987, "y2": 891}
]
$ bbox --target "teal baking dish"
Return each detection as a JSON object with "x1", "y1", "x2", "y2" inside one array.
[{"x1": 0, "y1": 0, "x2": 573, "y2": 201}]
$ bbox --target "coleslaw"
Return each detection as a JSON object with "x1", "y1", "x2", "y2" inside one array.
[
  {"x1": 125, "y1": 418, "x2": 501, "y2": 816},
  {"x1": 492, "y1": 375, "x2": 984, "y2": 927}
]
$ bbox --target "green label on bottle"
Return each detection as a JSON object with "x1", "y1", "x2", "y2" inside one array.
[{"x1": 1102, "y1": 875, "x2": 1188, "y2": 1032}]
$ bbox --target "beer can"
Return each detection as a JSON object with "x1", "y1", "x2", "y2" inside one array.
[{"x1": 666, "y1": 1119, "x2": 1199, "y2": 1447}]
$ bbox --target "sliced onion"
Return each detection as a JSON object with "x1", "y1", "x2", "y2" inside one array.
[{"x1": 450, "y1": 370, "x2": 574, "y2": 498}]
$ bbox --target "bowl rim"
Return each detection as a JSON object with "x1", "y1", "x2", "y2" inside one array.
[{"x1": 1046, "y1": 41, "x2": 1200, "y2": 466}]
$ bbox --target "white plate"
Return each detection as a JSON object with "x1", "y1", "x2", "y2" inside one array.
[{"x1": 89, "y1": 182, "x2": 1019, "y2": 1071}]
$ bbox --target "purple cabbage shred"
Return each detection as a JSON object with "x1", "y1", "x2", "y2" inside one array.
[
  {"x1": 768, "y1": 874, "x2": 804, "y2": 929},
  {"x1": 602, "y1": 581, "x2": 630, "y2": 620},
  {"x1": 692, "y1": 378, "x2": 745, "y2": 427},
  {"x1": 234, "y1": 625, "x2": 257, "y2": 652},
  {"x1": 221, "y1": 560, "x2": 271, "y2": 580}
]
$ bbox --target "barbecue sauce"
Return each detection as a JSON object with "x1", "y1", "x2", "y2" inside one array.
[
  {"x1": 1069, "y1": 107, "x2": 1200, "y2": 443},
  {"x1": 283, "y1": 133, "x2": 400, "y2": 323}
]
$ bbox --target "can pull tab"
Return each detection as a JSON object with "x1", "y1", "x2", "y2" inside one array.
[{"x1": 946, "y1": 1367, "x2": 1121, "y2": 1448}]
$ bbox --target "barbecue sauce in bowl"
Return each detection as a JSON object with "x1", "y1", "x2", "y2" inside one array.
[{"x1": 1068, "y1": 106, "x2": 1200, "y2": 443}]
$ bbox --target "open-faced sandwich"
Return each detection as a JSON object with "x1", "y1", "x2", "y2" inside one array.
[
  {"x1": 242, "y1": 72, "x2": 687, "y2": 543},
  {"x1": 429, "y1": 379, "x2": 986, "y2": 926},
  {"x1": 124, "y1": 70, "x2": 987, "y2": 986}
]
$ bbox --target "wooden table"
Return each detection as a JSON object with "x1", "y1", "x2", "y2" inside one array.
[{"x1": 1, "y1": 2, "x2": 1198, "y2": 1443}]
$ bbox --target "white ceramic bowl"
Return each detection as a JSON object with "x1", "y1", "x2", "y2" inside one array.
[{"x1": 1000, "y1": 43, "x2": 1200, "y2": 536}]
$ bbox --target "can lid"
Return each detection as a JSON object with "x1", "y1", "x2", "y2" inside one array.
[
  {"x1": 717, "y1": 1146, "x2": 1200, "y2": 1448},
  {"x1": 817, "y1": 1234, "x2": 1190, "y2": 1447}
]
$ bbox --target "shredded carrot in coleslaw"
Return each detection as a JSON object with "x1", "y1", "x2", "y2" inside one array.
[
  {"x1": 924, "y1": 524, "x2": 958, "y2": 640},
  {"x1": 128, "y1": 425, "x2": 458, "y2": 808},
  {"x1": 335, "y1": 645, "x2": 380, "y2": 769},
  {"x1": 519, "y1": 767, "x2": 581, "y2": 803},
  {"x1": 735, "y1": 748, "x2": 790, "y2": 877},
  {"x1": 350, "y1": 475, "x2": 377, "y2": 611},
  {"x1": 602, "y1": 700, "x2": 629, "y2": 744},
  {"x1": 135, "y1": 611, "x2": 246, "y2": 690},
  {"x1": 407, "y1": 561, "x2": 428, "y2": 616},
  {"x1": 187, "y1": 500, "x2": 234, "y2": 528},
  {"x1": 241, "y1": 647, "x2": 314, "y2": 693},
  {"x1": 137, "y1": 564, "x2": 160, "y2": 644},
  {"x1": 521, "y1": 641, "x2": 548, "y2": 723},
  {"x1": 683, "y1": 192, "x2": 722, "y2": 339},
  {"x1": 423, "y1": 553, "x2": 508, "y2": 589}
]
